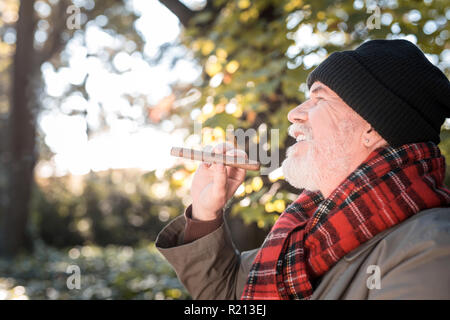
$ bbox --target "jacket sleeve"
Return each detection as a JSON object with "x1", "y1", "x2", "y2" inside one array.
[
  {"x1": 155, "y1": 207, "x2": 259, "y2": 300},
  {"x1": 183, "y1": 205, "x2": 224, "y2": 244}
]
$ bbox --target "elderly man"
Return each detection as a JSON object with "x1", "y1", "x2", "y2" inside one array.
[{"x1": 156, "y1": 39, "x2": 450, "y2": 299}]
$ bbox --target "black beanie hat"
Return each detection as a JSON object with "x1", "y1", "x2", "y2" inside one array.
[{"x1": 307, "y1": 39, "x2": 450, "y2": 148}]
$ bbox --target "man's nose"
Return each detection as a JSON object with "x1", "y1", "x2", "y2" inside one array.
[{"x1": 287, "y1": 103, "x2": 308, "y2": 123}]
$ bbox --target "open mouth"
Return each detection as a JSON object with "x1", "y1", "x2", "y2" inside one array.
[
  {"x1": 295, "y1": 133, "x2": 307, "y2": 142},
  {"x1": 293, "y1": 130, "x2": 311, "y2": 143},
  {"x1": 288, "y1": 125, "x2": 312, "y2": 143}
]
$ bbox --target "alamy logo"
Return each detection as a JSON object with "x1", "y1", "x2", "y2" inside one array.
[
  {"x1": 66, "y1": 265, "x2": 81, "y2": 290},
  {"x1": 366, "y1": 265, "x2": 381, "y2": 290},
  {"x1": 366, "y1": 5, "x2": 381, "y2": 30},
  {"x1": 66, "y1": 5, "x2": 81, "y2": 30}
]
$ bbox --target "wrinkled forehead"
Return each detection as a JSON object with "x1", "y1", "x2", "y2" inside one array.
[
  {"x1": 308, "y1": 81, "x2": 339, "y2": 98},
  {"x1": 308, "y1": 81, "x2": 367, "y2": 122}
]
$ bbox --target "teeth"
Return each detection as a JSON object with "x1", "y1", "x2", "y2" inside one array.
[{"x1": 296, "y1": 134, "x2": 306, "y2": 142}]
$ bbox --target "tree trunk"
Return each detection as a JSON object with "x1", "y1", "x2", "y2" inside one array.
[{"x1": 0, "y1": 0, "x2": 37, "y2": 257}]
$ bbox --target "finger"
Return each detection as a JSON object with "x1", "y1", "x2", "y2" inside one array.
[
  {"x1": 208, "y1": 142, "x2": 235, "y2": 169},
  {"x1": 213, "y1": 142, "x2": 244, "y2": 168},
  {"x1": 202, "y1": 144, "x2": 214, "y2": 166},
  {"x1": 199, "y1": 162, "x2": 211, "y2": 170},
  {"x1": 225, "y1": 149, "x2": 248, "y2": 180},
  {"x1": 226, "y1": 148, "x2": 248, "y2": 160},
  {"x1": 225, "y1": 149, "x2": 248, "y2": 198},
  {"x1": 212, "y1": 141, "x2": 235, "y2": 155}
]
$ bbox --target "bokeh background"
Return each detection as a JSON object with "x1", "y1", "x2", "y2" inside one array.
[{"x1": 0, "y1": 0, "x2": 449, "y2": 300}]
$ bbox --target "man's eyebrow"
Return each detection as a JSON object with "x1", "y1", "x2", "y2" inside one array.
[{"x1": 310, "y1": 85, "x2": 326, "y2": 95}]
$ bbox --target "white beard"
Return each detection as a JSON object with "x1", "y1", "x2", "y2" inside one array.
[
  {"x1": 282, "y1": 142, "x2": 321, "y2": 191},
  {"x1": 282, "y1": 121, "x2": 355, "y2": 192}
]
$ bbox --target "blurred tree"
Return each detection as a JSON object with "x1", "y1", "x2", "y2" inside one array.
[
  {"x1": 0, "y1": 0, "x2": 448, "y2": 256},
  {"x1": 158, "y1": 0, "x2": 450, "y2": 246},
  {"x1": 31, "y1": 169, "x2": 184, "y2": 247},
  {"x1": 0, "y1": 0, "x2": 145, "y2": 256},
  {"x1": 0, "y1": 0, "x2": 40, "y2": 257}
]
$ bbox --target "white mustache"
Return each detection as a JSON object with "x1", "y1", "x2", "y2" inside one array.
[{"x1": 288, "y1": 123, "x2": 313, "y2": 140}]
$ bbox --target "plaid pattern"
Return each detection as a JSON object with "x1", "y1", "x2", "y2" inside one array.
[{"x1": 241, "y1": 142, "x2": 450, "y2": 300}]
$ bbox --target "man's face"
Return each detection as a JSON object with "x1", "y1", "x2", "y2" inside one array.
[{"x1": 282, "y1": 81, "x2": 369, "y2": 196}]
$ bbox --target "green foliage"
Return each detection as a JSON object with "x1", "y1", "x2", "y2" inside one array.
[
  {"x1": 31, "y1": 169, "x2": 184, "y2": 247},
  {"x1": 172, "y1": 0, "x2": 450, "y2": 228},
  {"x1": 0, "y1": 242, "x2": 189, "y2": 300}
]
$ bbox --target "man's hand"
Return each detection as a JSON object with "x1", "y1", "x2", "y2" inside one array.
[{"x1": 191, "y1": 142, "x2": 247, "y2": 221}]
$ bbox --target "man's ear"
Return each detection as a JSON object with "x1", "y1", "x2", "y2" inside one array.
[{"x1": 362, "y1": 126, "x2": 387, "y2": 149}]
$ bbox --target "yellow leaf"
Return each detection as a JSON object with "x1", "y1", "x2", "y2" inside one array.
[
  {"x1": 273, "y1": 199, "x2": 286, "y2": 213},
  {"x1": 213, "y1": 126, "x2": 225, "y2": 140},
  {"x1": 265, "y1": 202, "x2": 275, "y2": 212},
  {"x1": 238, "y1": 0, "x2": 251, "y2": 10},
  {"x1": 284, "y1": 0, "x2": 303, "y2": 12},
  {"x1": 205, "y1": 56, "x2": 222, "y2": 77},
  {"x1": 252, "y1": 177, "x2": 263, "y2": 192},
  {"x1": 257, "y1": 220, "x2": 265, "y2": 228},
  {"x1": 225, "y1": 60, "x2": 240, "y2": 74},
  {"x1": 232, "y1": 105, "x2": 243, "y2": 118},
  {"x1": 201, "y1": 40, "x2": 215, "y2": 56},
  {"x1": 216, "y1": 48, "x2": 228, "y2": 60},
  {"x1": 317, "y1": 11, "x2": 326, "y2": 20},
  {"x1": 239, "y1": 11, "x2": 249, "y2": 22},
  {"x1": 166, "y1": 289, "x2": 182, "y2": 299},
  {"x1": 0, "y1": 41, "x2": 14, "y2": 56}
]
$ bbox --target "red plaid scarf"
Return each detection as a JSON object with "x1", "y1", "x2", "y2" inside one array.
[{"x1": 241, "y1": 142, "x2": 450, "y2": 300}]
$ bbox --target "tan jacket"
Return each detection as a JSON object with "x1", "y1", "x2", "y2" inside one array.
[{"x1": 156, "y1": 207, "x2": 450, "y2": 299}]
